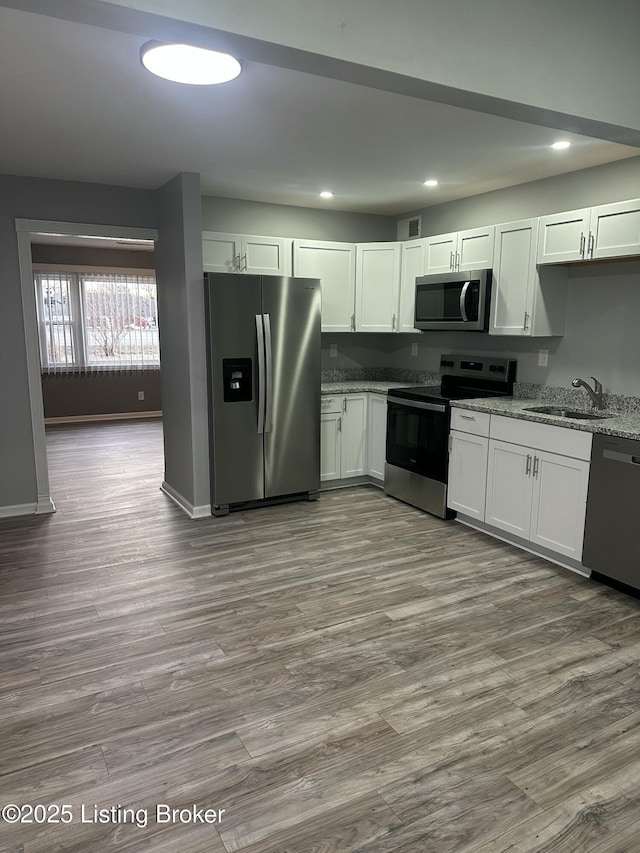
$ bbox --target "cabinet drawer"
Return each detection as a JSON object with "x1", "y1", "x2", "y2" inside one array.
[
  {"x1": 451, "y1": 409, "x2": 490, "y2": 436},
  {"x1": 321, "y1": 395, "x2": 342, "y2": 413},
  {"x1": 490, "y1": 414, "x2": 592, "y2": 460}
]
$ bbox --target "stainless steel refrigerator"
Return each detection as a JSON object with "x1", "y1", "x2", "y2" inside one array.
[{"x1": 204, "y1": 273, "x2": 321, "y2": 515}]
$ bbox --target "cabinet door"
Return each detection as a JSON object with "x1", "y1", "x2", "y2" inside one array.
[
  {"x1": 203, "y1": 231, "x2": 241, "y2": 273},
  {"x1": 320, "y1": 411, "x2": 342, "y2": 481},
  {"x1": 486, "y1": 439, "x2": 533, "y2": 538},
  {"x1": 457, "y1": 225, "x2": 495, "y2": 271},
  {"x1": 242, "y1": 235, "x2": 287, "y2": 275},
  {"x1": 398, "y1": 240, "x2": 425, "y2": 333},
  {"x1": 424, "y1": 232, "x2": 457, "y2": 274},
  {"x1": 341, "y1": 394, "x2": 367, "y2": 477},
  {"x1": 447, "y1": 431, "x2": 489, "y2": 521},
  {"x1": 355, "y1": 243, "x2": 401, "y2": 332},
  {"x1": 590, "y1": 198, "x2": 640, "y2": 260},
  {"x1": 490, "y1": 219, "x2": 537, "y2": 336},
  {"x1": 367, "y1": 394, "x2": 387, "y2": 480},
  {"x1": 293, "y1": 240, "x2": 356, "y2": 332},
  {"x1": 529, "y1": 451, "x2": 590, "y2": 560},
  {"x1": 537, "y1": 209, "x2": 591, "y2": 264}
]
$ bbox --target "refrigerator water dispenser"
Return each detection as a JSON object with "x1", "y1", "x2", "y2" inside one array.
[{"x1": 222, "y1": 358, "x2": 252, "y2": 402}]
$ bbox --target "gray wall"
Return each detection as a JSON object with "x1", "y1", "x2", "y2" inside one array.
[
  {"x1": 42, "y1": 371, "x2": 162, "y2": 419},
  {"x1": 0, "y1": 173, "x2": 157, "y2": 512},
  {"x1": 401, "y1": 156, "x2": 640, "y2": 235},
  {"x1": 156, "y1": 173, "x2": 209, "y2": 512},
  {"x1": 202, "y1": 195, "x2": 395, "y2": 242}
]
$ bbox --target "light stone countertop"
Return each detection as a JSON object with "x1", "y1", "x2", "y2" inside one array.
[
  {"x1": 321, "y1": 381, "x2": 411, "y2": 395},
  {"x1": 450, "y1": 397, "x2": 640, "y2": 441}
]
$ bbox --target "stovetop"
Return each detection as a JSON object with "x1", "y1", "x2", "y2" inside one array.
[{"x1": 387, "y1": 384, "x2": 503, "y2": 405}]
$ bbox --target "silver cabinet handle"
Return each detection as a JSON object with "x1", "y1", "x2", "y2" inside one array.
[
  {"x1": 392, "y1": 313, "x2": 397, "y2": 331},
  {"x1": 351, "y1": 313, "x2": 356, "y2": 332},
  {"x1": 523, "y1": 311, "x2": 530, "y2": 331},
  {"x1": 337, "y1": 416, "x2": 342, "y2": 432},
  {"x1": 459, "y1": 281, "x2": 470, "y2": 322},
  {"x1": 234, "y1": 253, "x2": 241, "y2": 271},
  {"x1": 533, "y1": 456, "x2": 539, "y2": 478},
  {"x1": 456, "y1": 251, "x2": 460, "y2": 270},
  {"x1": 450, "y1": 251, "x2": 455, "y2": 271},
  {"x1": 343, "y1": 397, "x2": 347, "y2": 413},
  {"x1": 460, "y1": 414, "x2": 476, "y2": 420},
  {"x1": 241, "y1": 253, "x2": 248, "y2": 271},
  {"x1": 579, "y1": 232, "x2": 585, "y2": 257},
  {"x1": 525, "y1": 454, "x2": 532, "y2": 475},
  {"x1": 255, "y1": 314, "x2": 265, "y2": 434},
  {"x1": 587, "y1": 232, "x2": 594, "y2": 259}
]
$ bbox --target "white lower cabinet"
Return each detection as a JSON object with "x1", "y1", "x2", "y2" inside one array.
[
  {"x1": 320, "y1": 394, "x2": 367, "y2": 482},
  {"x1": 449, "y1": 411, "x2": 592, "y2": 564},
  {"x1": 367, "y1": 393, "x2": 387, "y2": 481}
]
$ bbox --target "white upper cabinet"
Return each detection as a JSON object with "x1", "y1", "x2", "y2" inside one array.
[
  {"x1": 425, "y1": 226, "x2": 495, "y2": 274},
  {"x1": 203, "y1": 232, "x2": 288, "y2": 275},
  {"x1": 293, "y1": 239, "x2": 356, "y2": 332},
  {"x1": 537, "y1": 198, "x2": 640, "y2": 264},
  {"x1": 490, "y1": 218, "x2": 567, "y2": 337},
  {"x1": 355, "y1": 242, "x2": 401, "y2": 332},
  {"x1": 590, "y1": 198, "x2": 640, "y2": 260},
  {"x1": 398, "y1": 239, "x2": 426, "y2": 333}
]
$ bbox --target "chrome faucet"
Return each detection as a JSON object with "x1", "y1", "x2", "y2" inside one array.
[{"x1": 572, "y1": 376, "x2": 603, "y2": 409}]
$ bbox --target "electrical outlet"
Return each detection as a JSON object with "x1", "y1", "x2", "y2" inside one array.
[
  {"x1": 411, "y1": 342, "x2": 418, "y2": 357},
  {"x1": 538, "y1": 349, "x2": 549, "y2": 368},
  {"x1": 329, "y1": 344, "x2": 338, "y2": 358},
  {"x1": 138, "y1": 390, "x2": 145, "y2": 401}
]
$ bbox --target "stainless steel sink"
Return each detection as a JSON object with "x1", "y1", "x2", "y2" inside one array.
[{"x1": 524, "y1": 405, "x2": 612, "y2": 420}]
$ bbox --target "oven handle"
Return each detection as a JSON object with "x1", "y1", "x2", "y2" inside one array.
[
  {"x1": 387, "y1": 398, "x2": 446, "y2": 413},
  {"x1": 459, "y1": 281, "x2": 470, "y2": 322}
]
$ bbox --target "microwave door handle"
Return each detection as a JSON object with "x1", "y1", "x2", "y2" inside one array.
[{"x1": 459, "y1": 281, "x2": 471, "y2": 322}]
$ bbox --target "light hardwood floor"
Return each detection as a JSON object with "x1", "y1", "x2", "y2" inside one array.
[{"x1": 1, "y1": 419, "x2": 640, "y2": 852}]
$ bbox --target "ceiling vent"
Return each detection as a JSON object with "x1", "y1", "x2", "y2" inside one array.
[{"x1": 397, "y1": 215, "x2": 422, "y2": 240}]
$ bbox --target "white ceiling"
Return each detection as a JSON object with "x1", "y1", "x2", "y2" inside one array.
[{"x1": 0, "y1": 5, "x2": 637, "y2": 217}]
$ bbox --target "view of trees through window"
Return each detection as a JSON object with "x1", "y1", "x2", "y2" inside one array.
[{"x1": 35, "y1": 271, "x2": 159, "y2": 371}]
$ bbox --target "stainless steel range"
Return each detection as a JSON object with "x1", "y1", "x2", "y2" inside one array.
[{"x1": 385, "y1": 354, "x2": 516, "y2": 518}]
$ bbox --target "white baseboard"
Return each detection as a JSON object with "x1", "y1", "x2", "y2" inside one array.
[
  {"x1": 0, "y1": 502, "x2": 37, "y2": 518},
  {"x1": 161, "y1": 481, "x2": 211, "y2": 519},
  {"x1": 35, "y1": 495, "x2": 56, "y2": 514},
  {"x1": 45, "y1": 411, "x2": 162, "y2": 425}
]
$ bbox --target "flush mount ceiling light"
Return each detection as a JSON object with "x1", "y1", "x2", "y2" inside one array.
[
  {"x1": 423, "y1": 179, "x2": 439, "y2": 187},
  {"x1": 320, "y1": 191, "x2": 334, "y2": 199},
  {"x1": 551, "y1": 140, "x2": 572, "y2": 150},
  {"x1": 140, "y1": 41, "x2": 241, "y2": 85}
]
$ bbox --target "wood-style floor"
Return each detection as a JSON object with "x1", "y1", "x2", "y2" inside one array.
[{"x1": 1, "y1": 420, "x2": 640, "y2": 852}]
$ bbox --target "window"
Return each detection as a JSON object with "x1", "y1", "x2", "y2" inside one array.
[{"x1": 34, "y1": 271, "x2": 159, "y2": 372}]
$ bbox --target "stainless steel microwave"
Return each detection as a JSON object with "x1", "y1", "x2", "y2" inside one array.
[{"x1": 414, "y1": 269, "x2": 492, "y2": 332}]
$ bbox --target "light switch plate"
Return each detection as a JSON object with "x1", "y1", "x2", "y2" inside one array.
[{"x1": 538, "y1": 349, "x2": 549, "y2": 367}]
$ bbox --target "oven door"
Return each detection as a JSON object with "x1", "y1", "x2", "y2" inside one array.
[{"x1": 386, "y1": 398, "x2": 450, "y2": 483}]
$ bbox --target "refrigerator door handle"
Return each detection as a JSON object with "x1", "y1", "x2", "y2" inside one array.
[
  {"x1": 255, "y1": 314, "x2": 266, "y2": 434},
  {"x1": 263, "y1": 313, "x2": 274, "y2": 433}
]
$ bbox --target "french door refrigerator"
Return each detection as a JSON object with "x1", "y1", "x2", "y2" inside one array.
[{"x1": 204, "y1": 273, "x2": 321, "y2": 515}]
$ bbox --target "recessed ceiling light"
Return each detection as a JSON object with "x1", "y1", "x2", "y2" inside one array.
[
  {"x1": 320, "y1": 191, "x2": 334, "y2": 199},
  {"x1": 140, "y1": 41, "x2": 241, "y2": 85},
  {"x1": 551, "y1": 140, "x2": 572, "y2": 150},
  {"x1": 423, "y1": 179, "x2": 439, "y2": 187}
]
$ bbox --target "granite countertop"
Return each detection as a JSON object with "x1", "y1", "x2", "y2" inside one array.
[
  {"x1": 321, "y1": 380, "x2": 410, "y2": 394},
  {"x1": 451, "y1": 397, "x2": 640, "y2": 441}
]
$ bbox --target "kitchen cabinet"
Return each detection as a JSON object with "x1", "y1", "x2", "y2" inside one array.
[
  {"x1": 490, "y1": 218, "x2": 568, "y2": 336},
  {"x1": 203, "y1": 232, "x2": 289, "y2": 275},
  {"x1": 485, "y1": 416, "x2": 591, "y2": 561},
  {"x1": 398, "y1": 239, "x2": 425, "y2": 333},
  {"x1": 425, "y1": 225, "x2": 495, "y2": 274},
  {"x1": 293, "y1": 239, "x2": 356, "y2": 332},
  {"x1": 447, "y1": 409, "x2": 491, "y2": 521},
  {"x1": 355, "y1": 242, "x2": 401, "y2": 332},
  {"x1": 320, "y1": 394, "x2": 367, "y2": 481},
  {"x1": 367, "y1": 393, "x2": 387, "y2": 481},
  {"x1": 537, "y1": 198, "x2": 640, "y2": 264}
]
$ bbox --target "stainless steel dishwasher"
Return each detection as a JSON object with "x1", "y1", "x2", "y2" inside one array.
[{"x1": 582, "y1": 432, "x2": 640, "y2": 591}]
